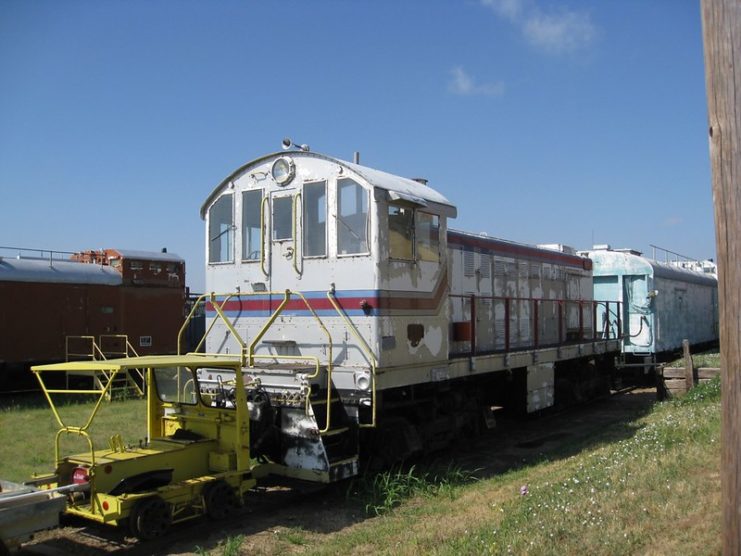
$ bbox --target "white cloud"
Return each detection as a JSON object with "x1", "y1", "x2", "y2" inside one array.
[
  {"x1": 449, "y1": 67, "x2": 505, "y2": 96},
  {"x1": 523, "y1": 10, "x2": 596, "y2": 53},
  {"x1": 663, "y1": 216, "x2": 683, "y2": 227},
  {"x1": 481, "y1": 0, "x2": 597, "y2": 55},
  {"x1": 480, "y1": 0, "x2": 526, "y2": 22}
]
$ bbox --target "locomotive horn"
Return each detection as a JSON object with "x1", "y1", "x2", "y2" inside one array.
[{"x1": 282, "y1": 137, "x2": 310, "y2": 152}]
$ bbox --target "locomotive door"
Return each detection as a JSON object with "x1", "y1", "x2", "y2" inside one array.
[{"x1": 268, "y1": 189, "x2": 299, "y2": 288}]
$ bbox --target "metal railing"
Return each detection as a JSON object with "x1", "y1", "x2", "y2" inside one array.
[
  {"x1": 326, "y1": 288, "x2": 377, "y2": 428},
  {"x1": 178, "y1": 290, "x2": 344, "y2": 433},
  {"x1": 449, "y1": 294, "x2": 622, "y2": 357},
  {"x1": 0, "y1": 245, "x2": 76, "y2": 267},
  {"x1": 33, "y1": 366, "x2": 121, "y2": 469},
  {"x1": 64, "y1": 335, "x2": 144, "y2": 398}
]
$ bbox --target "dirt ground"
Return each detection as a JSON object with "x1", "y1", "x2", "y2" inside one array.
[{"x1": 18, "y1": 388, "x2": 656, "y2": 556}]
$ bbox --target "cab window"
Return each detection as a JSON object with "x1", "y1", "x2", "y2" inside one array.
[
  {"x1": 208, "y1": 194, "x2": 234, "y2": 263},
  {"x1": 303, "y1": 181, "x2": 327, "y2": 257},
  {"x1": 337, "y1": 178, "x2": 369, "y2": 255},
  {"x1": 416, "y1": 212, "x2": 440, "y2": 262},
  {"x1": 153, "y1": 367, "x2": 198, "y2": 405},
  {"x1": 388, "y1": 207, "x2": 440, "y2": 262},
  {"x1": 242, "y1": 189, "x2": 262, "y2": 260},
  {"x1": 388, "y1": 206, "x2": 414, "y2": 260},
  {"x1": 273, "y1": 196, "x2": 293, "y2": 241}
]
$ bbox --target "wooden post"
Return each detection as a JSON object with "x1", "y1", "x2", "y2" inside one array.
[
  {"x1": 683, "y1": 339, "x2": 694, "y2": 392},
  {"x1": 701, "y1": 2, "x2": 741, "y2": 552}
]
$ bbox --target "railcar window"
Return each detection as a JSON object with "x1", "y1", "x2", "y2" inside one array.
[
  {"x1": 209, "y1": 195, "x2": 234, "y2": 263},
  {"x1": 337, "y1": 179, "x2": 369, "y2": 255},
  {"x1": 303, "y1": 181, "x2": 327, "y2": 257},
  {"x1": 153, "y1": 366, "x2": 198, "y2": 405},
  {"x1": 273, "y1": 196, "x2": 293, "y2": 241},
  {"x1": 415, "y1": 212, "x2": 440, "y2": 262},
  {"x1": 388, "y1": 206, "x2": 414, "y2": 260},
  {"x1": 242, "y1": 189, "x2": 263, "y2": 260}
]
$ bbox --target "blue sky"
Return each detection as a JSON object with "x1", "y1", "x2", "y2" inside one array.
[{"x1": 0, "y1": 1, "x2": 713, "y2": 292}]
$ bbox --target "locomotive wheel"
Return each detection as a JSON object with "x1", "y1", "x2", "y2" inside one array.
[
  {"x1": 202, "y1": 480, "x2": 239, "y2": 520},
  {"x1": 129, "y1": 496, "x2": 171, "y2": 540}
]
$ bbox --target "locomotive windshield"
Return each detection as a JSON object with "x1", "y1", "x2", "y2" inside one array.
[
  {"x1": 337, "y1": 178, "x2": 369, "y2": 255},
  {"x1": 303, "y1": 181, "x2": 327, "y2": 257},
  {"x1": 242, "y1": 189, "x2": 262, "y2": 260},
  {"x1": 209, "y1": 194, "x2": 234, "y2": 263}
]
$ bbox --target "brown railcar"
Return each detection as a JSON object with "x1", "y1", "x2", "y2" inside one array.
[{"x1": 0, "y1": 248, "x2": 186, "y2": 388}]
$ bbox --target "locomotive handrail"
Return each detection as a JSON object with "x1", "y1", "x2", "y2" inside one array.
[
  {"x1": 182, "y1": 289, "x2": 337, "y2": 432},
  {"x1": 210, "y1": 292, "x2": 249, "y2": 366},
  {"x1": 177, "y1": 293, "x2": 238, "y2": 356},
  {"x1": 292, "y1": 192, "x2": 302, "y2": 276},
  {"x1": 326, "y1": 288, "x2": 378, "y2": 428},
  {"x1": 245, "y1": 289, "x2": 335, "y2": 432},
  {"x1": 260, "y1": 195, "x2": 269, "y2": 277},
  {"x1": 246, "y1": 290, "x2": 292, "y2": 367}
]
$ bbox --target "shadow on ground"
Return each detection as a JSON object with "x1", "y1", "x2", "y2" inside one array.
[{"x1": 20, "y1": 389, "x2": 657, "y2": 555}]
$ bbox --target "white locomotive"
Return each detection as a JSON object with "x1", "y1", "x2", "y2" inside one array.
[{"x1": 196, "y1": 142, "x2": 622, "y2": 480}]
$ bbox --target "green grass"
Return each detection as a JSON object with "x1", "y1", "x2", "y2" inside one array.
[
  {"x1": 0, "y1": 396, "x2": 146, "y2": 482},
  {"x1": 1, "y1": 380, "x2": 722, "y2": 555},
  {"x1": 218, "y1": 534, "x2": 245, "y2": 556},
  {"x1": 300, "y1": 379, "x2": 721, "y2": 555},
  {"x1": 667, "y1": 349, "x2": 720, "y2": 368},
  {"x1": 347, "y1": 463, "x2": 477, "y2": 516}
]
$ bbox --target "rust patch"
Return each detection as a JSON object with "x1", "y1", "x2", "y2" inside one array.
[{"x1": 407, "y1": 324, "x2": 424, "y2": 347}]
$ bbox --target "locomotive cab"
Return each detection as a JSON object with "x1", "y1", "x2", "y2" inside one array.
[
  {"x1": 199, "y1": 148, "x2": 457, "y2": 479},
  {"x1": 201, "y1": 149, "x2": 456, "y2": 382}
]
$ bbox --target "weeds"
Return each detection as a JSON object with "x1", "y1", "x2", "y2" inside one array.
[
  {"x1": 276, "y1": 526, "x2": 308, "y2": 546},
  {"x1": 218, "y1": 534, "x2": 244, "y2": 556},
  {"x1": 348, "y1": 463, "x2": 477, "y2": 516}
]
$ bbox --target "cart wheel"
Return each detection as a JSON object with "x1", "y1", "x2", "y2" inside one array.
[
  {"x1": 129, "y1": 496, "x2": 171, "y2": 540},
  {"x1": 202, "y1": 480, "x2": 239, "y2": 520}
]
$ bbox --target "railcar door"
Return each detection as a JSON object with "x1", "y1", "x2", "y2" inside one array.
[{"x1": 268, "y1": 189, "x2": 300, "y2": 289}]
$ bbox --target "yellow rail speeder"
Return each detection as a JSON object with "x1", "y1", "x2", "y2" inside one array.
[{"x1": 29, "y1": 354, "x2": 258, "y2": 540}]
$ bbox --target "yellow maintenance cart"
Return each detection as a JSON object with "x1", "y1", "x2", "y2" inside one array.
[{"x1": 28, "y1": 354, "x2": 258, "y2": 540}]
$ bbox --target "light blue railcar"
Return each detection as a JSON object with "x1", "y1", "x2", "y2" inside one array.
[{"x1": 583, "y1": 247, "x2": 718, "y2": 365}]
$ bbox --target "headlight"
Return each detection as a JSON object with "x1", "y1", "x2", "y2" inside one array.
[
  {"x1": 355, "y1": 371, "x2": 371, "y2": 391},
  {"x1": 271, "y1": 156, "x2": 295, "y2": 186}
]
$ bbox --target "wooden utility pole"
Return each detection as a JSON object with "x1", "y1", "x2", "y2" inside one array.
[{"x1": 701, "y1": 1, "x2": 741, "y2": 553}]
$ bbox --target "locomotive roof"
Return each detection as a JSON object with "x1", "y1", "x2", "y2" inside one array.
[
  {"x1": 0, "y1": 257, "x2": 121, "y2": 285},
  {"x1": 448, "y1": 229, "x2": 591, "y2": 269},
  {"x1": 200, "y1": 150, "x2": 457, "y2": 218}
]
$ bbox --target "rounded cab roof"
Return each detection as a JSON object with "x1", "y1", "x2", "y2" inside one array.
[{"x1": 200, "y1": 150, "x2": 457, "y2": 219}]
